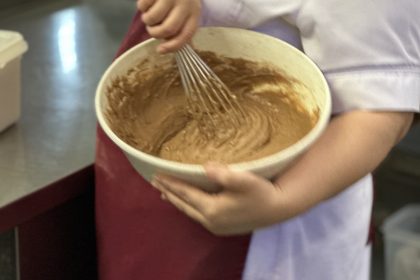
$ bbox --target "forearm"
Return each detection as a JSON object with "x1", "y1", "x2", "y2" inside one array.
[{"x1": 274, "y1": 110, "x2": 414, "y2": 219}]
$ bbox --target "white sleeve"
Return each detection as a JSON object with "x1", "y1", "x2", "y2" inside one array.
[
  {"x1": 201, "y1": 0, "x2": 302, "y2": 27},
  {"x1": 298, "y1": 0, "x2": 420, "y2": 113}
]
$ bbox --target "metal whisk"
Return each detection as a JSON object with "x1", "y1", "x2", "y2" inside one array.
[{"x1": 175, "y1": 45, "x2": 245, "y2": 127}]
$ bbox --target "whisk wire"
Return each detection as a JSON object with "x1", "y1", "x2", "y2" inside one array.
[
  {"x1": 176, "y1": 50, "x2": 219, "y2": 128},
  {"x1": 183, "y1": 45, "x2": 246, "y2": 120},
  {"x1": 182, "y1": 46, "x2": 235, "y2": 115},
  {"x1": 178, "y1": 48, "x2": 223, "y2": 115},
  {"x1": 175, "y1": 45, "x2": 246, "y2": 128}
]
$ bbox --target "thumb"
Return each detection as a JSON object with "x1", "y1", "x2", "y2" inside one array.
[{"x1": 204, "y1": 163, "x2": 254, "y2": 192}]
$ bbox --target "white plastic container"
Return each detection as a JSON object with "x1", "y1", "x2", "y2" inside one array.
[
  {"x1": 382, "y1": 204, "x2": 420, "y2": 280},
  {"x1": 0, "y1": 30, "x2": 28, "y2": 132}
]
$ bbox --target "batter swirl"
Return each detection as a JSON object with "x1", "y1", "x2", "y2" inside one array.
[{"x1": 106, "y1": 51, "x2": 318, "y2": 164}]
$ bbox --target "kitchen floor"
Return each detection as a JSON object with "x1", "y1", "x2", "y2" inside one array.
[{"x1": 1, "y1": 0, "x2": 419, "y2": 279}]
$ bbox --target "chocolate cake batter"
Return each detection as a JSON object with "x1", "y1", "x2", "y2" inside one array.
[{"x1": 105, "y1": 51, "x2": 318, "y2": 164}]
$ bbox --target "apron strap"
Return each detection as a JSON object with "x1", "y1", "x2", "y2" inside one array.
[{"x1": 95, "y1": 12, "x2": 251, "y2": 280}]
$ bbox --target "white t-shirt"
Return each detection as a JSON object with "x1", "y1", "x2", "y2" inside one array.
[{"x1": 201, "y1": 1, "x2": 420, "y2": 279}]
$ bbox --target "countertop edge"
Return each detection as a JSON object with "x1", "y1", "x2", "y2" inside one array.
[{"x1": 0, "y1": 164, "x2": 95, "y2": 233}]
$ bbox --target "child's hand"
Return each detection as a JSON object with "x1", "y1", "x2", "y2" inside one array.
[
  {"x1": 137, "y1": 0, "x2": 201, "y2": 53},
  {"x1": 151, "y1": 163, "x2": 288, "y2": 236}
]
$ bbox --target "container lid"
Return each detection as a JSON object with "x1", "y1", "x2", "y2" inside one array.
[
  {"x1": 0, "y1": 30, "x2": 28, "y2": 68},
  {"x1": 382, "y1": 204, "x2": 420, "y2": 247}
]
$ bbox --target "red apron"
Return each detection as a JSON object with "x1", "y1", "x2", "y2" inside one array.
[{"x1": 95, "y1": 13, "x2": 251, "y2": 280}]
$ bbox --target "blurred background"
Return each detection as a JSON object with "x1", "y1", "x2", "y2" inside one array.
[{"x1": 0, "y1": 0, "x2": 419, "y2": 279}]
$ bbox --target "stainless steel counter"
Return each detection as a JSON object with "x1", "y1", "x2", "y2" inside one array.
[{"x1": 0, "y1": 0, "x2": 133, "y2": 212}]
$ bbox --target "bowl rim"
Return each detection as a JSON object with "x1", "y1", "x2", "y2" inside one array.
[{"x1": 95, "y1": 27, "x2": 332, "y2": 175}]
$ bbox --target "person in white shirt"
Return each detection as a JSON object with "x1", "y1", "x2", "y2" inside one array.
[{"x1": 131, "y1": 1, "x2": 420, "y2": 279}]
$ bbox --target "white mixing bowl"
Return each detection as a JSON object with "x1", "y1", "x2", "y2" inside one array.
[{"x1": 95, "y1": 27, "x2": 331, "y2": 191}]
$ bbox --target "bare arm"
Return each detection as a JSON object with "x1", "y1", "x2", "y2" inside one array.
[{"x1": 273, "y1": 110, "x2": 414, "y2": 219}]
